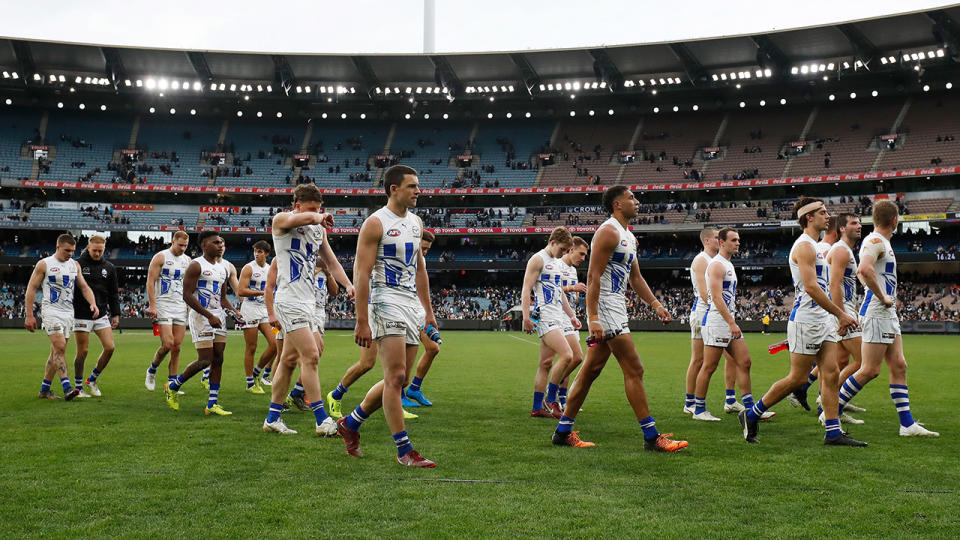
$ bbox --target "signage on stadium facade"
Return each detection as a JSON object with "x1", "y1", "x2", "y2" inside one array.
[
  {"x1": 112, "y1": 203, "x2": 155, "y2": 211},
  {"x1": 17, "y1": 166, "x2": 960, "y2": 196}
]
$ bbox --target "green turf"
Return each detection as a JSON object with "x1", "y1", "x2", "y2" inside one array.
[{"x1": 0, "y1": 329, "x2": 956, "y2": 538}]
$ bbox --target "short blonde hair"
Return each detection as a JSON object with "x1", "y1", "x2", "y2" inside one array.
[
  {"x1": 89, "y1": 235, "x2": 107, "y2": 245},
  {"x1": 173, "y1": 230, "x2": 189, "y2": 241},
  {"x1": 548, "y1": 227, "x2": 573, "y2": 246}
]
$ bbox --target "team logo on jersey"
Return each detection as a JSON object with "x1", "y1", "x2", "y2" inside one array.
[
  {"x1": 727, "y1": 271, "x2": 734, "y2": 276},
  {"x1": 101, "y1": 268, "x2": 108, "y2": 278},
  {"x1": 888, "y1": 250, "x2": 895, "y2": 257},
  {"x1": 51, "y1": 267, "x2": 60, "y2": 273},
  {"x1": 165, "y1": 261, "x2": 174, "y2": 266},
  {"x1": 387, "y1": 228, "x2": 401, "y2": 237},
  {"x1": 545, "y1": 264, "x2": 553, "y2": 270},
  {"x1": 296, "y1": 227, "x2": 306, "y2": 235},
  {"x1": 203, "y1": 270, "x2": 213, "y2": 276},
  {"x1": 620, "y1": 240, "x2": 629, "y2": 247},
  {"x1": 412, "y1": 226, "x2": 421, "y2": 237},
  {"x1": 816, "y1": 253, "x2": 824, "y2": 259}
]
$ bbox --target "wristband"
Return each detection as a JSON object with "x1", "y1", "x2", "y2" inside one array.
[{"x1": 651, "y1": 300, "x2": 663, "y2": 310}]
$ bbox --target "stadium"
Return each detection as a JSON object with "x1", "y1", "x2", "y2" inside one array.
[{"x1": 1, "y1": 1, "x2": 958, "y2": 536}]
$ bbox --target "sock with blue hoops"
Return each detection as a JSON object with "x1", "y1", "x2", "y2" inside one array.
[
  {"x1": 746, "y1": 398, "x2": 768, "y2": 423},
  {"x1": 800, "y1": 371, "x2": 818, "y2": 392},
  {"x1": 40, "y1": 379, "x2": 51, "y2": 392},
  {"x1": 546, "y1": 383, "x2": 559, "y2": 404},
  {"x1": 393, "y1": 431, "x2": 413, "y2": 457},
  {"x1": 168, "y1": 374, "x2": 184, "y2": 392},
  {"x1": 262, "y1": 366, "x2": 272, "y2": 378},
  {"x1": 639, "y1": 416, "x2": 659, "y2": 440},
  {"x1": 60, "y1": 377, "x2": 72, "y2": 392},
  {"x1": 532, "y1": 391, "x2": 545, "y2": 411},
  {"x1": 75, "y1": 375, "x2": 83, "y2": 389},
  {"x1": 694, "y1": 396, "x2": 706, "y2": 415},
  {"x1": 725, "y1": 389, "x2": 736, "y2": 406},
  {"x1": 88, "y1": 368, "x2": 101, "y2": 383},
  {"x1": 838, "y1": 375, "x2": 863, "y2": 413},
  {"x1": 252, "y1": 366, "x2": 262, "y2": 379},
  {"x1": 147, "y1": 363, "x2": 158, "y2": 375},
  {"x1": 311, "y1": 400, "x2": 329, "y2": 424},
  {"x1": 824, "y1": 417, "x2": 842, "y2": 439},
  {"x1": 741, "y1": 393, "x2": 754, "y2": 409},
  {"x1": 556, "y1": 415, "x2": 575, "y2": 433},
  {"x1": 246, "y1": 376, "x2": 255, "y2": 389},
  {"x1": 409, "y1": 376, "x2": 423, "y2": 393},
  {"x1": 167, "y1": 375, "x2": 175, "y2": 385},
  {"x1": 207, "y1": 383, "x2": 219, "y2": 408},
  {"x1": 290, "y1": 382, "x2": 305, "y2": 397},
  {"x1": 684, "y1": 393, "x2": 695, "y2": 409},
  {"x1": 266, "y1": 402, "x2": 283, "y2": 423},
  {"x1": 331, "y1": 382, "x2": 348, "y2": 401},
  {"x1": 202, "y1": 367, "x2": 210, "y2": 380},
  {"x1": 558, "y1": 387, "x2": 568, "y2": 407},
  {"x1": 890, "y1": 384, "x2": 915, "y2": 428},
  {"x1": 343, "y1": 405, "x2": 370, "y2": 431}
]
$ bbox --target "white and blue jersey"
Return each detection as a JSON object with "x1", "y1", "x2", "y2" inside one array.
[
  {"x1": 193, "y1": 256, "x2": 229, "y2": 314},
  {"x1": 315, "y1": 269, "x2": 329, "y2": 312},
  {"x1": 596, "y1": 217, "x2": 636, "y2": 298},
  {"x1": 243, "y1": 261, "x2": 269, "y2": 306},
  {"x1": 828, "y1": 241, "x2": 859, "y2": 315},
  {"x1": 690, "y1": 251, "x2": 713, "y2": 318},
  {"x1": 703, "y1": 254, "x2": 737, "y2": 326},
  {"x1": 370, "y1": 206, "x2": 422, "y2": 304},
  {"x1": 532, "y1": 249, "x2": 565, "y2": 320},
  {"x1": 41, "y1": 255, "x2": 78, "y2": 314},
  {"x1": 859, "y1": 232, "x2": 897, "y2": 320},
  {"x1": 789, "y1": 234, "x2": 829, "y2": 323},
  {"x1": 156, "y1": 248, "x2": 190, "y2": 306},
  {"x1": 273, "y1": 214, "x2": 326, "y2": 308},
  {"x1": 559, "y1": 259, "x2": 579, "y2": 309}
]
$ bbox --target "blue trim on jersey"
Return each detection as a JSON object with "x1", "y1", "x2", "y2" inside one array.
[{"x1": 860, "y1": 290, "x2": 873, "y2": 316}]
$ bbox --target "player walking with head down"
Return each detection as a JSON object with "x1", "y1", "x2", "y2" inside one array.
[
  {"x1": 543, "y1": 235, "x2": 589, "y2": 411},
  {"x1": 551, "y1": 185, "x2": 687, "y2": 452},
  {"x1": 25, "y1": 234, "x2": 99, "y2": 400},
  {"x1": 337, "y1": 165, "x2": 439, "y2": 467},
  {"x1": 238, "y1": 240, "x2": 277, "y2": 394},
  {"x1": 738, "y1": 197, "x2": 864, "y2": 446},
  {"x1": 145, "y1": 231, "x2": 191, "y2": 391},
  {"x1": 261, "y1": 184, "x2": 353, "y2": 436},
  {"x1": 835, "y1": 200, "x2": 938, "y2": 437},
  {"x1": 72, "y1": 235, "x2": 121, "y2": 398},
  {"x1": 522, "y1": 227, "x2": 578, "y2": 419}
]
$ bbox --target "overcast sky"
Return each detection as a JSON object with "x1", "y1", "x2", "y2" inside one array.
[{"x1": 0, "y1": 0, "x2": 955, "y2": 54}]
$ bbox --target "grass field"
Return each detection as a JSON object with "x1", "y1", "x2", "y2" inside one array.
[{"x1": 0, "y1": 328, "x2": 956, "y2": 538}]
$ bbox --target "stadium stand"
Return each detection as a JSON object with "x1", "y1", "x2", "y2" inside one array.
[
  {"x1": 389, "y1": 120, "x2": 473, "y2": 188},
  {"x1": 539, "y1": 116, "x2": 636, "y2": 187},
  {"x1": 136, "y1": 115, "x2": 222, "y2": 185},
  {"x1": 218, "y1": 119, "x2": 306, "y2": 187},
  {"x1": 877, "y1": 93, "x2": 960, "y2": 172},
  {"x1": 0, "y1": 108, "x2": 42, "y2": 181},
  {"x1": 304, "y1": 121, "x2": 389, "y2": 187},
  {"x1": 41, "y1": 111, "x2": 131, "y2": 183},
  {"x1": 625, "y1": 111, "x2": 726, "y2": 185}
]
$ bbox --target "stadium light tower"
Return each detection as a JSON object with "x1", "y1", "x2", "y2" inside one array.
[{"x1": 423, "y1": 0, "x2": 436, "y2": 54}]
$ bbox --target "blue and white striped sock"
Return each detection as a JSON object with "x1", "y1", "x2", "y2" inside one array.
[
  {"x1": 532, "y1": 391, "x2": 545, "y2": 411},
  {"x1": 409, "y1": 376, "x2": 423, "y2": 393},
  {"x1": 40, "y1": 379, "x2": 51, "y2": 392},
  {"x1": 694, "y1": 396, "x2": 706, "y2": 415},
  {"x1": 746, "y1": 398, "x2": 768, "y2": 423},
  {"x1": 824, "y1": 417, "x2": 842, "y2": 439},
  {"x1": 290, "y1": 382, "x2": 305, "y2": 397},
  {"x1": 246, "y1": 376, "x2": 255, "y2": 388},
  {"x1": 207, "y1": 383, "x2": 219, "y2": 408},
  {"x1": 393, "y1": 430, "x2": 413, "y2": 457},
  {"x1": 838, "y1": 375, "x2": 863, "y2": 413},
  {"x1": 559, "y1": 387, "x2": 568, "y2": 407},
  {"x1": 890, "y1": 384, "x2": 915, "y2": 428},
  {"x1": 311, "y1": 400, "x2": 329, "y2": 424},
  {"x1": 252, "y1": 366, "x2": 262, "y2": 379},
  {"x1": 801, "y1": 371, "x2": 818, "y2": 392},
  {"x1": 266, "y1": 402, "x2": 283, "y2": 423},
  {"x1": 147, "y1": 363, "x2": 158, "y2": 375},
  {"x1": 88, "y1": 368, "x2": 101, "y2": 383},
  {"x1": 546, "y1": 382, "x2": 559, "y2": 404},
  {"x1": 741, "y1": 393, "x2": 754, "y2": 409},
  {"x1": 75, "y1": 375, "x2": 84, "y2": 389},
  {"x1": 639, "y1": 416, "x2": 659, "y2": 440},
  {"x1": 331, "y1": 382, "x2": 348, "y2": 401},
  {"x1": 60, "y1": 377, "x2": 72, "y2": 392},
  {"x1": 725, "y1": 389, "x2": 736, "y2": 405},
  {"x1": 262, "y1": 366, "x2": 272, "y2": 378},
  {"x1": 169, "y1": 374, "x2": 184, "y2": 391},
  {"x1": 557, "y1": 415, "x2": 575, "y2": 433},
  {"x1": 684, "y1": 393, "x2": 695, "y2": 408},
  {"x1": 202, "y1": 367, "x2": 210, "y2": 380},
  {"x1": 344, "y1": 405, "x2": 370, "y2": 431}
]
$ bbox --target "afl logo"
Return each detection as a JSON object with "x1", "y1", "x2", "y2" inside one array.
[
  {"x1": 203, "y1": 270, "x2": 213, "y2": 276},
  {"x1": 164, "y1": 261, "x2": 173, "y2": 266},
  {"x1": 51, "y1": 267, "x2": 60, "y2": 273},
  {"x1": 620, "y1": 240, "x2": 628, "y2": 247},
  {"x1": 545, "y1": 264, "x2": 553, "y2": 270},
  {"x1": 296, "y1": 227, "x2": 305, "y2": 234},
  {"x1": 386, "y1": 228, "x2": 401, "y2": 237}
]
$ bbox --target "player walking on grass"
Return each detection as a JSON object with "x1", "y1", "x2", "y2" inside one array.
[
  {"x1": 738, "y1": 198, "x2": 865, "y2": 446},
  {"x1": 72, "y1": 235, "x2": 120, "y2": 398},
  {"x1": 145, "y1": 231, "x2": 191, "y2": 391},
  {"x1": 336, "y1": 165, "x2": 438, "y2": 467},
  {"x1": 261, "y1": 184, "x2": 353, "y2": 437},
  {"x1": 238, "y1": 241, "x2": 277, "y2": 394},
  {"x1": 835, "y1": 201, "x2": 938, "y2": 437},
  {"x1": 692, "y1": 227, "x2": 763, "y2": 422},
  {"x1": 25, "y1": 234, "x2": 99, "y2": 400},
  {"x1": 684, "y1": 227, "x2": 746, "y2": 416},
  {"x1": 325, "y1": 230, "x2": 440, "y2": 419},
  {"x1": 551, "y1": 185, "x2": 687, "y2": 452},
  {"x1": 163, "y1": 231, "x2": 243, "y2": 415},
  {"x1": 522, "y1": 227, "x2": 578, "y2": 419},
  {"x1": 543, "y1": 236, "x2": 589, "y2": 411}
]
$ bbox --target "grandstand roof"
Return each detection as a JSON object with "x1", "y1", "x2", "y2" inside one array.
[{"x1": 2, "y1": 7, "x2": 960, "y2": 103}]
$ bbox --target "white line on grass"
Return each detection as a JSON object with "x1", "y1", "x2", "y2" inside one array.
[{"x1": 507, "y1": 334, "x2": 539, "y2": 346}]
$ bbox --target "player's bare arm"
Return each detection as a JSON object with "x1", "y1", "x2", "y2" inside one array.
[
  {"x1": 145, "y1": 252, "x2": 164, "y2": 319},
  {"x1": 23, "y1": 260, "x2": 46, "y2": 332},
  {"x1": 272, "y1": 210, "x2": 333, "y2": 233},
  {"x1": 353, "y1": 215, "x2": 382, "y2": 348},
  {"x1": 707, "y1": 261, "x2": 738, "y2": 337},
  {"x1": 265, "y1": 259, "x2": 279, "y2": 328},
  {"x1": 520, "y1": 254, "x2": 545, "y2": 334},
  {"x1": 691, "y1": 254, "x2": 710, "y2": 306},
  {"x1": 858, "y1": 251, "x2": 894, "y2": 308},
  {"x1": 238, "y1": 264, "x2": 262, "y2": 298},
  {"x1": 828, "y1": 247, "x2": 849, "y2": 312},
  {"x1": 182, "y1": 261, "x2": 219, "y2": 328}
]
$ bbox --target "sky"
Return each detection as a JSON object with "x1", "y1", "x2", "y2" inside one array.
[{"x1": 0, "y1": 0, "x2": 955, "y2": 54}]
